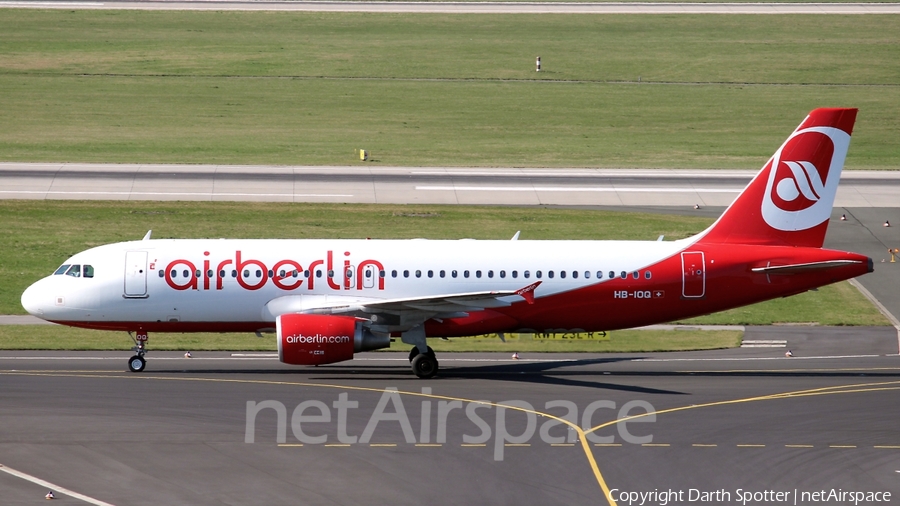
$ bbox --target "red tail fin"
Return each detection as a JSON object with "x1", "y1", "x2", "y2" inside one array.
[{"x1": 697, "y1": 108, "x2": 857, "y2": 248}]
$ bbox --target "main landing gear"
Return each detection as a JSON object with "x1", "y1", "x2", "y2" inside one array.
[
  {"x1": 409, "y1": 346, "x2": 438, "y2": 379},
  {"x1": 127, "y1": 331, "x2": 148, "y2": 373}
]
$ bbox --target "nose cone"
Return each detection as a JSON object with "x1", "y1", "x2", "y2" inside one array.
[{"x1": 21, "y1": 280, "x2": 48, "y2": 318}]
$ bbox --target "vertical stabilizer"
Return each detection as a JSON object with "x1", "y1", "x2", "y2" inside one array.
[{"x1": 698, "y1": 108, "x2": 857, "y2": 248}]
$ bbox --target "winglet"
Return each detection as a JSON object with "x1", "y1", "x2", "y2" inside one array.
[
  {"x1": 514, "y1": 281, "x2": 542, "y2": 305},
  {"x1": 142, "y1": 230, "x2": 152, "y2": 241},
  {"x1": 511, "y1": 231, "x2": 520, "y2": 241}
]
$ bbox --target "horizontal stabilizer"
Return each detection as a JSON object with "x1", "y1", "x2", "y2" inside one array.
[{"x1": 751, "y1": 259, "x2": 863, "y2": 275}]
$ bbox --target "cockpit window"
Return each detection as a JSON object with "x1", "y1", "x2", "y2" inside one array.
[
  {"x1": 83, "y1": 265, "x2": 94, "y2": 278},
  {"x1": 65, "y1": 265, "x2": 81, "y2": 278},
  {"x1": 54, "y1": 264, "x2": 71, "y2": 275}
]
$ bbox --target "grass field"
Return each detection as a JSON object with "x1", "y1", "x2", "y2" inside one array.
[
  {"x1": 1, "y1": 201, "x2": 889, "y2": 327},
  {"x1": 0, "y1": 326, "x2": 743, "y2": 352},
  {"x1": 0, "y1": 11, "x2": 897, "y2": 168}
]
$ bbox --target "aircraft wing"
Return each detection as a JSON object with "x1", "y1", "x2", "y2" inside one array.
[
  {"x1": 263, "y1": 281, "x2": 541, "y2": 325},
  {"x1": 355, "y1": 281, "x2": 541, "y2": 313}
]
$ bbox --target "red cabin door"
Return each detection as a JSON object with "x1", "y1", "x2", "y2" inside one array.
[{"x1": 681, "y1": 251, "x2": 706, "y2": 298}]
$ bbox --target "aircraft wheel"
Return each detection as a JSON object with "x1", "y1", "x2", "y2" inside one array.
[
  {"x1": 128, "y1": 355, "x2": 146, "y2": 373},
  {"x1": 411, "y1": 353, "x2": 438, "y2": 379},
  {"x1": 408, "y1": 346, "x2": 436, "y2": 362}
]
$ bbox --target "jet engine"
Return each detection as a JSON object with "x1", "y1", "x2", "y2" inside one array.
[{"x1": 277, "y1": 313, "x2": 390, "y2": 366}]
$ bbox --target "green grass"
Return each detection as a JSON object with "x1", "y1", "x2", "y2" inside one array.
[
  {"x1": 678, "y1": 281, "x2": 888, "y2": 326},
  {"x1": 0, "y1": 325, "x2": 742, "y2": 352},
  {"x1": 0, "y1": 11, "x2": 898, "y2": 168},
  {"x1": 1, "y1": 201, "x2": 890, "y2": 328}
]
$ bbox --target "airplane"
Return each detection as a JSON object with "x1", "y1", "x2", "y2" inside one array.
[{"x1": 21, "y1": 108, "x2": 872, "y2": 378}]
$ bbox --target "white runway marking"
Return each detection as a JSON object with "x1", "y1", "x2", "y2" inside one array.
[
  {"x1": 417, "y1": 186, "x2": 742, "y2": 193},
  {"x1": 0, "y1": 191, "x2": 352, "y2": 198},
  {"x1": 637, "y1": 354, "x2": 885, "y2": 362},
  {"x1": 0, "y1": 464, "x2": 116, "y2": 506}
]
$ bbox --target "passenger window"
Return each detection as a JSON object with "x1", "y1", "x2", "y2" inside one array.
[
  {"x1": 632, "y1": 271, "x2": 639, "y2": 279},
  {"x1": 196, "y1": 270, "x2": 201, "y2": 278},
  {"x1": 584, "y1": 271, "x2": 590, "y2": 279},
  {"x1": 54, "y1": 265, "x2": 70, "y2": 275},
  {"x1": 392, "y1": 270, "x2": 398, "y2": 278},
  {"x1": 267, "y1": 270, "x2": 273, "y2": 278},
  {"x1": 609, "y1": 271, "x2": 615, "y2": 279},
  {"x1": 304, "y1": 271, "x2": 310, "y2": 278},
  {"x1": 403, "y1": 270, "x2": 409, "y2": 278},
  {"x1": 243, "y1": 270, "x2": 249, "y2": 278},
  {"x1": 207, "y1": 270, "x2": 213, "y2": 278},
  {"x1": 221, "y1": 270, "x2": 227, "y2": 278},
  {"x1": 184, "y1": 270, "x2": 191, "y2": 278},
  {"x1": 232, "y1": 270, "x2": 238, "y2": 278},
  {"x1": 572, "y1": 271, "x2": 578, "y2": 279},
  {"x1": 440, "y1": 270, "x2": 445, "y2": 278},
  {"x1": 379, "y1": 270, "x2": 386, "y2": 278},
  {"x1": 560, "y1": 271, "x2": 566, "y2": 279},
  {"x1": 349, "y1": 269, "x2": 355, "y2": 278},
  {"x1": 536, "y1": 270, "x2": 542, "y2": 279},
  {"x1": 452, "y1": 270, "x2": 458, "y2": 278},
  {"x1": 428, "y1": 270, "x2": 434, "y2": 278},
  {"x1": 327, "y1": 270, "x2": 334, "y2": 278},
  {"x1": 499, "y1": 270, "x2": 506, "y2": 278},
  {"x1": 548, "y1": 271, "x2": 554, "y2": 279},
  {"x1": 512, "y1": 270, "x2": 518, "y2": 278},
  {"x1": 488, "y1": 270, "x2": 494, "y2": 278},
  {"x1": 476, "y1": 270, "x2": 482, "y2": 278},
  {"x1": 159, "y1": 270, "x2": 165, "y2": 278},
  {"x1": 645, "y1": 271, "x2": 652, "y2": 280},
  {"x1": 83, "y1": 265, "x2": 94, "y2": 278},
  {"x1": 316, "y1": 270, "x2": 322, "y2": 278},
  {"x1": 416, "y1": 270, "x2": 422, "y2": 278},
  {"x1": 620, "y1": 271, "x2": 627, "y2": 279},
  {"x1": 464, "y1": 270, "x2": 470, "y2": 278},
  {"x1": 524, "y1": 270, "x2": 530, "y2": 279},
  {"x1": 597, "y1": 271, "x2": 603, "y2": 279}
]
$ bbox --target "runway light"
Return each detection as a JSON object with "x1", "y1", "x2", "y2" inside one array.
[
  {"x1": 45, "y1": 490, "x2": 55, "y2": 500},
  {"x1": 694, "y1": 204, "x2": 701, "y2": 210},
  {"x1": 840, "y1": 214, "x2": 847, "y2": 221},
  {"x1": 184, "y1": 351, "x2": 192, "y2": 358},
  {"x1": 512, "y1": 352, "x2": 520, "y2": 360},
  {"x1": 536, "y1": 56, "x2": 541, "y2": 72},
  {"x1": 785, "y1": 350, "x2": 794, "y2": 358},
  {"x1": 885, "y1": 220, "x2": 891, "y2": 227}
]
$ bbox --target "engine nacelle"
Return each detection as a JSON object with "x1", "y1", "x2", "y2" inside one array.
[{"x1": 277, "y1": 313, "x2": 390, "y2": 366}]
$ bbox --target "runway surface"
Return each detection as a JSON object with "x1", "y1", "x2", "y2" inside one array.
[
  {"x1": 1, "y1": 326, "x2": 899, "y2": 506},
  {"x1": 2, "y1": 0, "x2": 900, "y2": 13},
  {"x1": 3, "y1": 163, "x2": 900, "y2": 207}
]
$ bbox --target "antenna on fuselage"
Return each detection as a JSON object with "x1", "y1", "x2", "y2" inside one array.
[{"x1": 142, "y1": 230, "x2": 152, "y2": 241}]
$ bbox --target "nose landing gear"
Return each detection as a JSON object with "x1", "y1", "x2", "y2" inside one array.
[{"x1": 127, "y1": 331, "x2": 148, "y2": 372}]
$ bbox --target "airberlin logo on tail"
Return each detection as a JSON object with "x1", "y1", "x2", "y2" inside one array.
[{"x1": 761, "y1": 126, "x2": 851, "y2": 232}]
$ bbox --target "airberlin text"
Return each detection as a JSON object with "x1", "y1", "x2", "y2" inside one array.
[
  {"x1": 161, "y1": 250, "x2": 385, "y2": 292},
  {"x1": 245, "y1": 389, "x2": 657, "y2": 461},
  {"x1": 284, "y1": 334, "x2": 351, "y2": 345}
]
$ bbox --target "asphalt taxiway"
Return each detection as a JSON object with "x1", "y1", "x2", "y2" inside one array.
[
  {"x1": 2, "y1": 163, "x2": 900, "y2": 207},
  {"x1": 1, "y1": 327, "x2": 899, "y2": 506}
]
